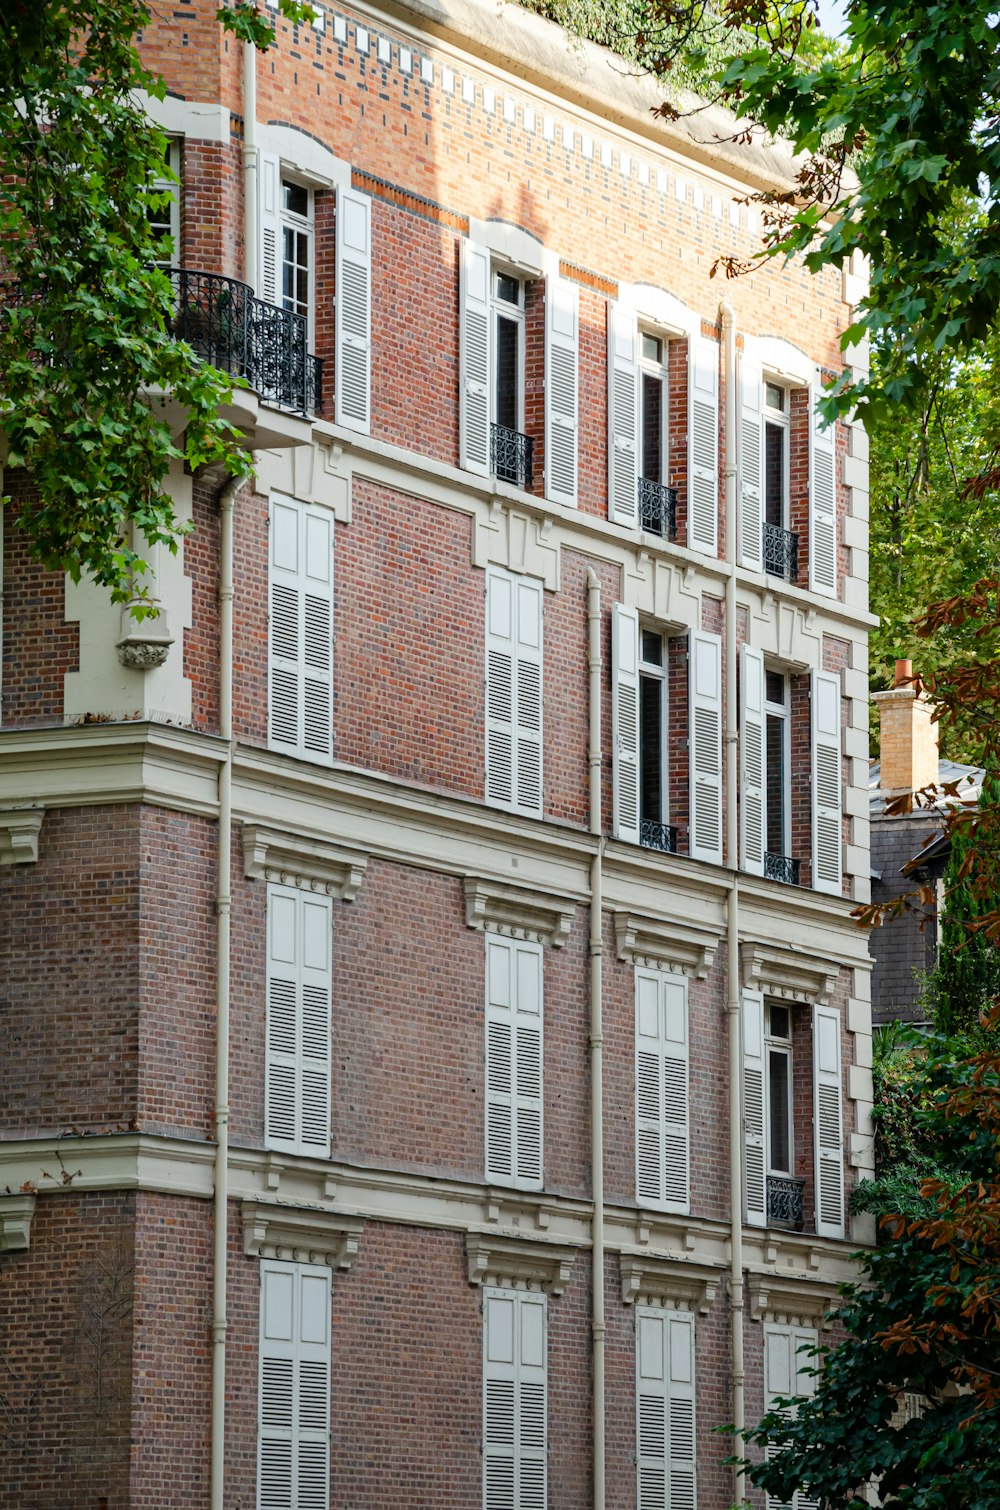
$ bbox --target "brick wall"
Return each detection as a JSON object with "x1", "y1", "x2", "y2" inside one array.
[{"x1": 2, "y1": 473, "x2": 79, "y2": 729}]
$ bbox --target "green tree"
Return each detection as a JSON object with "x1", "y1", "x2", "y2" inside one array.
[{"x1": 927, "y1": 770, "x2": 1000, "y2": 1036}]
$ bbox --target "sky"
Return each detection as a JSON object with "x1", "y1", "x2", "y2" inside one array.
[{"x1": 813, "y1": 0, "x2": 848, "y2": 35}]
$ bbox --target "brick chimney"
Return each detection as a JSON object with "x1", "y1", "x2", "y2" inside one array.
[{"x1": 872, "y1": 659, "x2": 939, "y2": 792}]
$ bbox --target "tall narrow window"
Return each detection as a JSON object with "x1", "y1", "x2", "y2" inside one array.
[
  {"x1": 281, "y1": 179, "x2": 313, "y2": 331},
  {"x1": 635, "y1": 968, "x2": 690, "y2": 1213},
  {"x1": 485, "y1": 934, "x2": 544, "y2": 1191},
  {"x1": 148, "y1": 139, "x2": 180, "y2": 264},
  {"x1": 764, "y1": 671, "x2": 793, "y2": 883},
  {"x1": 268, "y1": 494, "x2": 334, "y2": 766},
  {"x1": 762, "y1": 1322, "x2": 820, "y2": 1510},
  {"x1": 265, "y1": 883, "x2": 333, "y2": 1158},
  {"x1": 637, "y1": 333, "x2": 674, "y2": 537},
  {"x1": 258, "y1": 1260, "x2": 331, "y2": 1510},
  {"x1": 636, "y1": 1307, "x2": 697, "y2": 1510},
  {"x1": 483, "y1": 1288, "x2": 547, "y2": 1510},
  {"x1": 485, "y1": 568, "x2": 543, "y2": 817},
  {"x1": 639, "y1": 629, "x2": 670, "y2": 852},
  {"x1": 766, "y1": 1003, "x2": 793, "y2": 1179},
  {"x1": 762, "y1": 380, "x2": 798, "y2": 582},
  {"x1": 491, "y1": 271, "x2": 529, "y2": 487}
]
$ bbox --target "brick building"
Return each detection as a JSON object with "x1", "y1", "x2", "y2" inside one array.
[{"x1": 0, "y1": 1, "x2": 875, "y2": 1506}]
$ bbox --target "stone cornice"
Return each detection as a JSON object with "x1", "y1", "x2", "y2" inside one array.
[
  {"x1": 747, "y1": 1272, "x2": 839, "y2": 1330},
  {"x1": 242, "y1": 822, "x2": 368, "y2": 900},
  {"x1": 464, "y1": 876, "x2": 576, "y2": 947},
  {"x1": 466, "y1": 1232, "x2": 578, "y2": 1295},
  {"x1": 620, "y1": 1254, "x2": 720, "y2": 1312},
  {"x1": 0, "y1": 1194, "x2": 35, "y2": 1253},
  {"x1": 740, "y1": 940, "x2": 841, "y2": 1006},
  {"x1": 242, "y1": 1199, "x2": 364, "y2": 1268},
  {"x1": 0, "y1": 807, "x2": 43, "y2": 865},
  {"x1": 613, "y1": 910, "x2": 721, "y2": 977}
]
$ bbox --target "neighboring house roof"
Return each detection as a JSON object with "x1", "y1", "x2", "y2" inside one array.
[{"x1": 869, "y1": 758, "x2": 984, "y2": 820}]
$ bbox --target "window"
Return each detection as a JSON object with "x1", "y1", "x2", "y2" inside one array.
[
  {"x1": 485, "y1": 934, "x2": 543, "y2": 1190},
  {"x1": 765, "y1": 1002, "x2": 793, "y2": 1179},
  {"x1": 635, "y1": 968, "x2": 689, "y2": 1213},
  {"x1": 268, "y1": 495, "x2": 334, "y2": 765},
  {"x1": 762, "y1": 1322, "x2": 819, "y2": 1510},
  {"x1": 763, "y1": 383, "x2": 789, "y2": 531},
  {"x1": 258, "y1": 1260, "x2": 331, "y2": 1510},
  {"x1": 637, "y1": 333, "x2": 674, "y2": 538},
  {"x1": 265, "y1": 883, "x2": 332, "y2": 1157},
  {"x1": 765, "y1": 671, "x2": 793, "y2": 880},
  {"x1": 281, "y1": 179, "x2": 312, "y2": 325},
  {"x1": 811, "y1": 669, "x2": 843, "y2": 896},
  {"x1": 334, "y1": 186, "x2": 372, "y2": 433},
  {"x1": 147, "y1": 139, "x2": 180, "y2": 265},
  {"x1": 483, "y1": 1287, "x2": 547, "y2": 1510},
  {"x1": 485, "y1": 568, "x2": 543, "y2": 817},
  {"x1": 612, "y1": 607, "x2": 676, "y2": 853},
  {"x1": 740, "y1": 649, "x2": 800, "y2": 885},
  {"x1": 636, "y1": 1308, "x2": 696, "y2": 1510},
  {"x1": 493, "y1": 271, "x2": 526, "y2": 454}
]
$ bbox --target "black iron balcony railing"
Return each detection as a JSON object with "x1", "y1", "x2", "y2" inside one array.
[
  {"x1": 168, "y1": 268, "x2": 322, "y2": 416},
  {"x1": 765, "y1": 852, "x2": 801, "y2": 886},
  {"x1": 767, "y1": 1174, "x2": 805, "y2": 1229},
  {"x1": 639, "y1": 477, "x2": 678, "y2": 539},
  {"x1": 490, "y1": 422, "x2": 533, "y2": 490},
  {"x1": 763, "y1": 521, "x2": 799, "y2": 582},
  {"x1": 640, "y1": 819, "x2": 678, "y2": 854}
]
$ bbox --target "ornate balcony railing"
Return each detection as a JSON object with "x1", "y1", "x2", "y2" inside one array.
[
  {"x1": 763, "y1": 521, "x2": 799, "y2": 582},
  {"x1": 640, "y1": 819, "x2": 678, "y2": 854},
  {"x1": 168, "y1": 267, "x2": 322, "y2": 416},
  {"x1": 639, "y1": 477, "x2": 678, "y2": 539},
  {"x1": 767, "y1": 1174, "x2": 805, "y2": 1229},
  {"x1": 490, "y1": 422, "x2": 533, "y2": 490},
  {"x1": 765, "y1": 852, "x2": 801, "y2": 886}
]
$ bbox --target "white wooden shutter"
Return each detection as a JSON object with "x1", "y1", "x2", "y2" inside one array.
[
  {"x1": 486, "y1": 935, "x2": 544, "y2": 1191},
  {"x1": 738, "y1": 354, "x2": 763, "y2": 571},
  {"x1": 258, "y1": 151, "x2": 281, "y2": 305},
  {"x1": 545, "y1": 275, "x2": 579, "y2": 507},
  {"x1": 268, "y1": 496, "x2": 333, "y2": 766},
  {"x1": 460, "y1": 238, "x2": 492, "y2": 476},
  {"x1": 740, "y1": 645, "x2": 766, "y2": 875},
  {"x1": 810, "y1": 669, "x2": 842, "y2": 896},
  {"x1": 763, "y1": 1323, "x2": 819, "y2": 1510},
  {"x1": 813, "y1": 1003, "x2": 845, "y2": 1239},
  {"x1": 608, "y1": 302, "x2": 639, "y2": 526},
  {"x1": 266, "y1": 885, "x2": 332, "y2": 1158},
  {"x1": 742, "y1": 989, "x2": 767, "y2": 1227},
  {"x1": 635, "y1": 969, "x2": 689, "y2": 1213},
  {"x1": 612, "y1": 603, "x2": 641, "y2": 844},
  {"x1": 334, "y1": 185, "x2": 371, "y2": 434},
  {"x1": 688, "y1": 630, "x2": 723, "y2": 864},
  {"x1": 809, "y1": 375, "x2": 837, "y2": 598},
  {"x1": 486, "y1": 569, "x2": 543, "y2": 817},
  {"x1": 687, "y1": 337, "x2": 719, "y2": 555},
  {"x1": 484, "y1": 1288, "x2": 547, "y2": 1510},
  {"x1": 258, "y1": 1261, "x2": 331, "y2": 1510},
  {"x1": 636, "y1": 1308, "x2": 696, "y2": 1510}
]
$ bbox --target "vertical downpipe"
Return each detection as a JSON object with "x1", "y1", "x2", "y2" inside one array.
[
  {"x1": 243, "y1": 40, "x2": 258, "y2": 291},
  {"x1": 211, "y1": 474, "x2": 241, "y2": 1510},
  {"x1": 585, "y1": 566, "x2": 605, "y2": 1510},
  {"x1": 720, "y1": 301, "x2": 746, "y2": 1505}
]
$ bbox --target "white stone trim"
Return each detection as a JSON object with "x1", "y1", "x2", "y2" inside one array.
[
  {"x1": 466, "y1": 1232, "x2": 577, "y2": 1295},
  {"x1": 620, "y1": 1254, "x2": 719, "y2": 1312},
  {"x1": 747, "y1": 1272, "x2": 837, "y2": 1329},
  {"x1": 0, "y1": 1194, "x2": 35, "y2": 1253},
  {"x1": 242, "y1": 822, "x2": 368, "y2": 900},
  {"x1": 614, "y1": 910, "x2": 721, "y2": 977},
  {"x1": 464, "y1": 877, "x2": 575, "y2": 947},
  {"x1": 740, "y1": 940, "x2": 841, "y2": 1006},
  {"x1": 242, "y1": 1199, "x2": 364, "y2": 1268},
  {"x1": 0, "y1": 807, "x2": 43, "y2": 865}
]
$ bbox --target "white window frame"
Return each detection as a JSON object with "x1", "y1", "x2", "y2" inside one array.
[
  {"x1": 485, "y1": 933, "x2": 544, "y2": 1192},
  {"x1": 491, "y1": 267, "x2": 526, "y2": 434},
  {"x1": 635, "y1": 1306, "x2": 697, "y2": 1510},
  {"x1": 638, "y1": 330, "x2": 669, "y2": 485},
  {"x1": 149, "y1": 138, "x2": 181, "y2": 264},
  {"x1": 483, "y1": 1286, "x2": 548, "y2": 1510},
  {"x1": 638, "y1": 626, "x2": 669, "y2": 841},
  {"x1": 635, "y1": 967, "x2": 690, "y2": 1214},
  {"x1": 264, "y1": 882, "x2": 333, "y2": 1158},
  {"x1": 763, "y1": 669, "x2": 791, "y2": 864},
  {"x1": 280, "y1": 176, "x2": 315, "y2": 342},
  {"x1": 765, "y1": 1001, "x2": 793, "y2": 1180},
  {"x1": 257, "y1": 1259, "x2": 332, "y2": 1510},
  {"x1": 763, "y1": 378, "x2": 790, "y2": 532}
]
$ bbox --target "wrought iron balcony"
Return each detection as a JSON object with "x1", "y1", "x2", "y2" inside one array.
[
  {"x1": 640, "y1": 819, "x2": 678, "y2": 854},
  {"x1": 767, "y1": 1174, "x2": 805, "y2": 1229},
  {"x1": 639, "y1": 477, "x2": 678, "y2": 539},
  {"x1": 763, "y1": 521, "x2": 799, "y2": 582},
  {"x1": 765, "y1": 852, "x2": 801, "y2": 886},
  {"x1": 168, "y1": 267, "x2": 322, "y2": 416},
  {"x1": 490, "y1": 422, "x2": 533, "y2": 490}
]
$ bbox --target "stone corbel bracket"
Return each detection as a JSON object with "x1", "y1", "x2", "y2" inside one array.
[
  {"x1": 242, "y1": 823, "x2": 368, "y2": 901},
  {"x1": 747, "y1": 1272, "x2": 837, "y2": 1330},
  {"x1": 242, "y1": 1200, "x2": 364, "y2": 1269},
  {"x1": 466, "y1": 1232, "x2": 578, "y2": 1296},
  {"x1": 741, "y1": 940, "x2": 840, "y2": 1006},
  {"x1": 620, "y1": 1254, "x2": 720, "y2": 1313},
  {"x1": 0, "y1": 808, "x2": 44, "y2": 866},
  {"x1": 464, "y1": 877, "x2": 577, "y2": 948},
  {"x1": 0, "y1": 1194, "x2": 36, "y2": 1254},
  {"x1": 614, "y1": 911, "x2": 720, "y2": 978}
]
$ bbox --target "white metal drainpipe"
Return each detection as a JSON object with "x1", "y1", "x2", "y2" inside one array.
[
  {"x1": 586, "y1": 566, "x2": 606, "y2": 1510},
  {"x1": 720, "y1": 300, "x2": 746, "y2": 1506},
  {"x1": 211, "y1": 472, "x2": 242, "y2": 1510}
]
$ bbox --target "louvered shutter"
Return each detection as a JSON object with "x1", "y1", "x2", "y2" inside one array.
[
  {"x1": 483, "y1": 1288, "x2": 547, "y2": 1510},
  {"x1": 486, "y1": 570, "x2": 543, "y2": 817},
  {"x1": 738, "y1": 354, "x2": 764, "y2": 571},
  {"x1": 813, "y1": 1004, "x2": 844, "y2": 1239},
  {"x1": 461, "y1": 238, "x2": 492, "y2": 476},
  {"x1": 667, "y1": 1312, "x2": 697, "y2": 1510},
  {"x1": 258, "y1": 1262, "x2": 331, "y2": 1510},
  {"x1": 608, "y1": 303, "x2": 639, "y2": 526},
  {"x1": 486, "y1": 935, "x2": 544, "y2": 1191},
  {"x1": 636, "y1": 1308, "x2": 696, "y2": 1510},
  {"x1": 268, "y1": 496, "x2": 333, "y2": 766},
  {"x1": 545, "y1": 276, "x2": 579, "y2": 507},
  {"x1": 794, "y1": 1333, "x2": 820, "y2": 1510},
  {"x1": 687, "y1": 337, "x2": 719, "y2": 555},
  {"x1": 635, "y1": 969, "x2": 689, "y2": 1213},
  {"x1": 809, "y1": 376, "x2": 837, "y2": 598},
  {"x1": 266, "y1": 885, "x2": 332, "y2": 1157},
  {"x1": 689, "y1": 630, "x2": 723, "y2": 864},
  {"x1": 515, "y1": 578, "x2": 544, "y2": 816},
  {"x1": 742, "y1": 990, "x2": 767, "y2": 1227},
  {"x1": 740, "y1": 645, "x2": 766, "y2": 875},
  {"x1": 810, "y1": 669, "x2": 842, "y2": 896},
  {"x1": 334, "y1": 185, "x2": 371, "y2": 434},
  {"x1": 258, "y1": 151, "x2": 281, "y2": 305},
  {"x1": 764, "y1": 1323, "x2": 819, "y2": 1510},
  {"x1": 612, "y1": 603, "x2": 641, "y2": 844}
]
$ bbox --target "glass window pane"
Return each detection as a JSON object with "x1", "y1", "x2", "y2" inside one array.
[
  {"x1": 495, "y1": 315, "x2": 519, "y2": 430},
  {"x1": 283, "y1": 181, "x2": 309, "y2": 218},
  {"x1": 641, "y1": 372, "x2": 663, "y2": 482},
  {"x1": 765, "y1": 420, "x2": 785, "y2": 527},
  {"x1": 768, "y1": 1049, "x2": 791, "y2": 1172},
  {"x1": 496, "y1": 273, "x2": 520, "y2": 305},
  {"x1": 640, "y1": 629, "x2": 663, "y2": 668},
  {"x1": 765, "y1": 382, "x2": 785, "y2": 411},
  {"x1": 640, "y1": 675, "x2": 663, "y2": 825},
  {"x1": 641, "y1": 332, "x2": 662, "y2": 364},
  {"x1": 766, "y1": 711, "x2": 786, "y2": 856},
  {"x1": 765, "y1": 670, "x2": 785, "y2": 707}
]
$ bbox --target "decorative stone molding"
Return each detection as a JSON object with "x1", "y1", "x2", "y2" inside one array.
[
  {"x1": 466, "y1": 1233, "x2": 577, "y2": 1295},
  {"x1": 741, "y1": 940, "x2": 840, "y2": 1006},
  {"x1": 0, "y1": 808, "x2": 44, "y2": 865},
  {"x1": 0, "y1": 1194, "x2": 36, "y2": 1253},
  {"x1": 747, "y1": 1272, "x2": 837, "y2": 1330},
  {"x1": 242, "y1": 824, "x2": 368, "y2": 900},
  {"x1": 613, "y1": 911, "x2": 720, "y2": 977},
  {"x1": 116, "y1": 604, "x2": 175, "y2": 670},
  {"x1": 620, "y1": 1254, "x2": 720, "y2": 1313},
  {"x1": 242, "y1": 1200, "x2": 364, "y2": 1269},
  {"x1": 464, "y1": 877, "x2": 576, "y2": 948}
]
